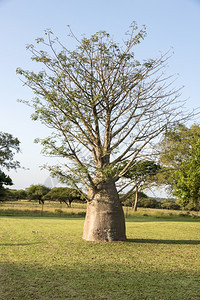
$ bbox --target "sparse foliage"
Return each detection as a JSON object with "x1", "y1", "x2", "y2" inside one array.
[
  {"x1": 17, "y1": 23, "x2": 191, "y2": 241},
  {"x1": 120, "y1": 160, "x2": 160, "y2": 211}
]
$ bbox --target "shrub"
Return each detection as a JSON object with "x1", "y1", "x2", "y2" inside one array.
[
  {"x1": 161, "y1": 199, "x2": 180, "y2": 210},
  {"x1": 138, "y1": 197, "x2": 160, "y2": 208}
]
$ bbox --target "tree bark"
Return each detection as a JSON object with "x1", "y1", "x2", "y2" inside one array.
[
  {"x1": 83, "y1": 179, "x2": 126, "y2": 241},
  {"x1": 132, "y1": 185, "x2": 138, "y2": 212}
]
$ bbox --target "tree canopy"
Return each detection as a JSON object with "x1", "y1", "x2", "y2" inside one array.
[
  {"x1": 159, "y1": 123, "x2": 200, "y2": 210},
  {"x1": 0, "y1": 170, "x2": 13, "y2": 200},
  {"x1": 26, "y1": 184, "x2": 50, "y2": 204},
  {"x1": 119, "y1": 160, "x2": 160, "y2": 210},
  {"x1": 0, "y1": 132, "x2": 21, "y2": 200},
  {"x1": 43, "y1": 187, "x2": 85, "y2": 207},
  {"x1": 17, "y1": 23, "x2": 191, "y2": 241},
  {"x1": 0, "y1": 132, "x2": 20, "y2": 170}
]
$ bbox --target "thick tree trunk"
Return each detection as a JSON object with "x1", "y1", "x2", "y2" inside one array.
[{"x1": 83, "y1": 179, "x2": 126, "y2": 242}]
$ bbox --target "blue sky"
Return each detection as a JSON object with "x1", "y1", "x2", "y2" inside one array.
[{"x1": 0, "y1": 0, "x2": 200, "y2": 193}]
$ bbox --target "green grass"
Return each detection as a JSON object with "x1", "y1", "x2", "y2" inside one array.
[
  {"x1": 0, "y1": 216, "x2": 200, "y2": 299},
  {"x1": 0, "y1": 200, "x2": 87, "y2": 217},
  {"x1": 1, "y1": 200, "x2": 199, "y2": 220}
]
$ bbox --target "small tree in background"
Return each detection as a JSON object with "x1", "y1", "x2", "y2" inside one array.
[
  {"x1": 138, "y1": 197, "x2": 160, "y2": 209},
  {"x1": 160, "y1": 199, "x2": 180, "y2": 210},
  {"x1": 43, "y1": 187, "x2": 85, "y2": 207},
  {"x1": 7, "y1": 189, "x2": 27, "y2": 201},
  {"x1": 17, "y1": 23, "x2": 192, "y2": 241},
  {"x1": 122, "y1": 191, "x2": 148, "y2": 207},
  {"x1": 26, "y1": 184, "x2": 50, "y2": 204},
  {"x1": 120, "y1": 160, "x2": 160, "y2": 211}
]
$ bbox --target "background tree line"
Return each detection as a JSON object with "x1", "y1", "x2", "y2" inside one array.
[
  {"x1": 0, "y1": 184, "x2": 188, "y2": 211},
  {"x1": 1, "y1": 123, "x2": 200, "y2": 212}
]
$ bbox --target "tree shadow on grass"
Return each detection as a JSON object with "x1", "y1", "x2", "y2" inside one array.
[
  {"x1": 127, "y1": 238, "x2": 200, "y2": 245},
  {"x1": 0, "y1": 242, "x2": 44, "y2": 246},
  {"x1": 1, "y1": 262, "x2": 200, "y2": 300}
]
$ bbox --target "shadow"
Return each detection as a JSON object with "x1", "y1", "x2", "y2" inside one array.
[
  {"x1": 1, "y1": 261, "x2": 200, "y2": 299},
  {"x1": 127, "y1": 238, "x2": 200, "y2": 245},
  {"x1": 0, "y1": 242, "x2": 44, "y2": 246}
]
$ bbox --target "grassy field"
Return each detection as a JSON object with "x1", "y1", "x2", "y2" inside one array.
[
  {"x1": 0, "y1": 200, "x2": 199, "y2": 219},
  {"x1": 0, "y1": 214, "x2": 200, "y2": 299}
]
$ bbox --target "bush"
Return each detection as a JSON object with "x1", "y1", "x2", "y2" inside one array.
[
  {"x1": 179, "y1": 201, "x2": 200, "y2": 212},
  {"x1": 161, "y1": 199, "x2": 180, "y2": 210},
  {"x1": 138, "y1": 197, "x2": 160, "y2": 209},
  {"x1": 0, "y1": 188, "x2": 15, "y2": 201},
  {"x1": 6, "y1": 189, "x2": 27, "y2": 200}
]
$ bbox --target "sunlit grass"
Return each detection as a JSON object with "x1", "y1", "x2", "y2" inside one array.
[
  {"x1": 0, "y1": 200, "x2": 86, "y2": 217},
  {"x1": 0, "y1": 200, "x2": 199, "y2": 219},
  {"x1": 0, "y1": 216, "x2": 200, "y2": 299}
]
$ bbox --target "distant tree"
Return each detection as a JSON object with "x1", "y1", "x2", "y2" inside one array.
[
  {"x1": 26, "y1": 184, "x2": 50, "y2": 204},
  {"x1": 17, "y1": 23, "x2": 191, "y2": 241},
  {"x1": 138, "y1": 197, "x2": 159, "y2": 209},
  {"x1": 7, "y1": 189, "x2": 27, "y2": 200},
  {"x1": 120, "y1": 160, "x2": 160, "y2": 211},
  {"x1": 16, "y1": 189, "x2": 27, "y2": 200},
  {"x1": 43, "y1": 187, "x2": 85, "y2": 207},
  {"x1": 0, "y1": 132, "x2": 21, "y2": 200},
  {"x1": 160, "y1": 199, "x2": 180, "y2": 210},
  {"x1": 122, "y1": 191, "x2": 148, "y2": 207}
]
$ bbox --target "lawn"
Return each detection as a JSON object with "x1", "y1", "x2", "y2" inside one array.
[{"x1": 0, "y1": 216, "x2": 200, "y2": 299}]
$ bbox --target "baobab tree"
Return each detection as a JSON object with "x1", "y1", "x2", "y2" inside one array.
[{"x1": 17, "y1": 22, "x2": 190, "y2": 241}]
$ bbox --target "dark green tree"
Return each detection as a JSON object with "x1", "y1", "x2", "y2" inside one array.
[
  {"x1": 0, "y1": 132, "x2": 20, "y2": 200},
  {"x1": 0, "y1": 132, "x2": 20, "y2": 170},
  {"x1": 0, "y1": 170, "x2": 13, "y2": 200},
  {"x1": 138, "y1": 197, "x2": 159, "y2": 209},
  {"x1": 43, "y1": 187, "x2": 85, "y2": 207},
  {"x1": 160, "y1": 199, "x2": 180, "y2": 210},
  {"x1": 159, "y1": 123, "x2": 200, "y2": 210},
  {"x1": 17, "y1": 23, "x2": 190, "y2": 241},
  {"x1": 173, "y1": 137, "x2": 200, "y2": 210},
  {"x1": 26, "y1": 184, "x2": 50, "y2": 204},
  {"x1": 7, "y1": 189, "x2": 27, "y2": 200}
]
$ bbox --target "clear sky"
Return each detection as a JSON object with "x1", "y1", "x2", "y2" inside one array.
[{"x1": 0, "y1": 0, "x2": 200, "y2": 193}]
